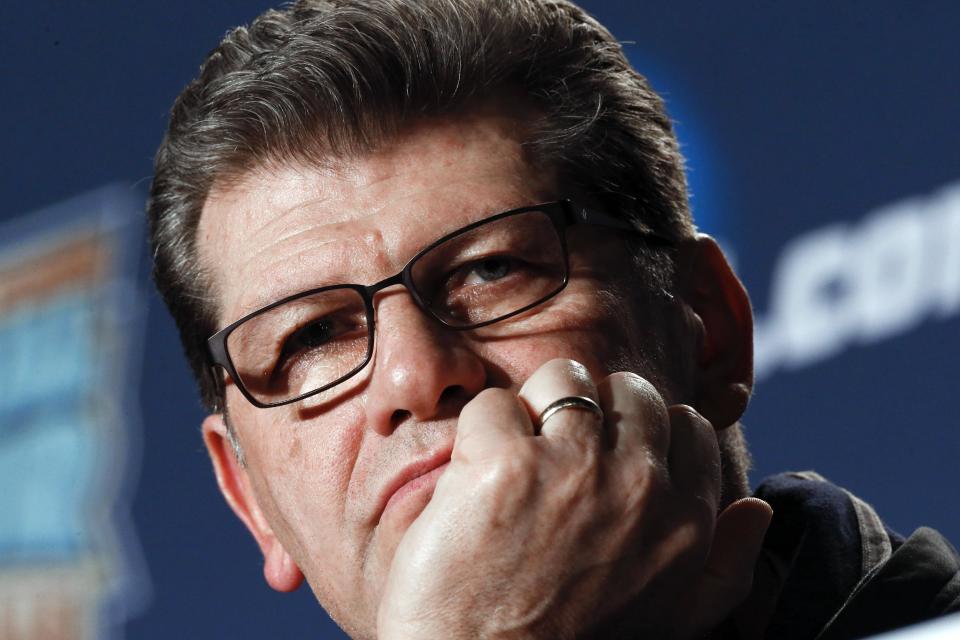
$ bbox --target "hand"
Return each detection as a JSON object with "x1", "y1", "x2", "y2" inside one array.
[{"x1": 377, "y1": 359, "x2": 772, "y2": 639}]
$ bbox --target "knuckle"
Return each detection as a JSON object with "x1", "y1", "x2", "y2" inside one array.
[
  {"x1": 601, "y1": 372, "x2": 669, "y2": 424},
  {"x1": 475, "y1": 385, "x2": 515, "y2": 406},
  {"x1": 461, "y1": 387, "x2": 515, "y2": 420},
  {"x1": 520, "y1": 359, "x2": 595, "y2": 402},
  {"x1": 668, "y1": 403, "x2": 702, "y2": 423},
  {"x1": 618, "y1": 371, "x2": 666, "y2": 407},
  {"x1": 668, "y1": 404, "x2": 714, "y2": 439},
  {"x1": 482, "y1": 439, "x2": 538, "y2": 481},
  {"x1": 540, "y1": 357, "x2": 590, "y2": 377},
  {"x1": 601, "y1": 370, "x2": 649, "y2": 391},
  {"x1": 470, "y1": 444, "x2": 544, "y2": 511}
]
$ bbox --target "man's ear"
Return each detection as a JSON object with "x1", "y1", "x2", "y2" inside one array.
[
  {"x1": 675, "y1": 234, "x2": 754, "y2": 430},
  {"x1": 202, "y1": 414, "x2": 304, "y2": 592}
]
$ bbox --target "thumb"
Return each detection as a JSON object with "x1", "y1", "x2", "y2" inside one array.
[{"x1": 683, "y1": 497, "x2": 773, "y2": 637}]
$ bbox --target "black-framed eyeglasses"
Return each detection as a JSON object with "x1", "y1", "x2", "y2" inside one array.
[{"x1": 208, "y1": 199, "x2": 671, "y2": 408}]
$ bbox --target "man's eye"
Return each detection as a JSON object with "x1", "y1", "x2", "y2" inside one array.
[
  {"x1": 462, "y1": 256, "x2": 514, "y2": 285},
  {"x1": 277, "y1": 318, "x2": 336, "y2": 365}
]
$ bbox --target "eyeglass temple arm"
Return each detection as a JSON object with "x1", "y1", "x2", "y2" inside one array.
[{"x1": 567, "y1": 201, "x2": 674, "y2": 245}]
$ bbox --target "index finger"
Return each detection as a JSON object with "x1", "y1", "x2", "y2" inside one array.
[{"x1": 453, "y1": 387, "x2": 534, "y2": 463}]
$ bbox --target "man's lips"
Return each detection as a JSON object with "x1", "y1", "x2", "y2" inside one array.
[{"x1": 377, "y1": 448, "x2": 452, "y2": 524}]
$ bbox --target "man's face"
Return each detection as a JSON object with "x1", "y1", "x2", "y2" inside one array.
[{"x1": 197, "y1": 112, "x2": 691, "y2": 637}]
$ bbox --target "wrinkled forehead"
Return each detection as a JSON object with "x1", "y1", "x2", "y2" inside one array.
[{"x1": 195, "y1": 112, "x2": 558, "y2": 325}]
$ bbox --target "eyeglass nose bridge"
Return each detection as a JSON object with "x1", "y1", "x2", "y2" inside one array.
[{"x1": 359, "y1": 259, "x2": 440, "y2": 330}]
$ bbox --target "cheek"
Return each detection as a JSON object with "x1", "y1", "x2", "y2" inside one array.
[
  {"x1": 231, "y1": 392, "x2": 387, "y2": 631},
  {"x1": 237, "y1": 398, "x2": 367, "y2": 555},
  {"x1": 472, "y1": 284, "x2": 646, "y2": 387}
]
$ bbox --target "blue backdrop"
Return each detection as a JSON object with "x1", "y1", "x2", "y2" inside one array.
[{"x1": 2, "y1": 2, "x2": 958, "y2": 638}]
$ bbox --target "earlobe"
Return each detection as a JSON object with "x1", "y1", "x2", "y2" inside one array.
[
  {"x1": 263, "y1": 535, "x2": 305, "y2": 592},
  {"x1": 675, "y1": 234, "x2": 754, "y2": 430},
  {"x1": 202, "y1": 414, "x2": 304, "y2": 592}
]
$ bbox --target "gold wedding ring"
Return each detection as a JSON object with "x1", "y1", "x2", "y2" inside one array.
[{"x1": 537, "y1": 395, "x2": 604, "y2": 430}]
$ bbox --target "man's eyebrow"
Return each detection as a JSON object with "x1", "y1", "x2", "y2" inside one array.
[
  {"x1": 246, "y1": 286, "x2": 299, "y2": 313},
  {"x1": 242, "y1": 277, "x2": 340, "y2": 315},
  {"x1": 240, "y1": 236, "x2": 389, "y2": 316}
]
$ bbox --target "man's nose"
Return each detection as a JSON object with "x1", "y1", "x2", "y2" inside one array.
[{"x1": 364, "y1": 287, "x2": 486, "y2": 435}]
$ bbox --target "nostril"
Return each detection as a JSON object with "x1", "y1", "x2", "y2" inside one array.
[
  {"x1": 385, "y1": 386, "x2": 469, "y2": 430},
  {"x1": 440, "y1": 385, "x2": 464, "y2": 403},
  {"x1": 390, "y1": 409, "x2": 412, "y2": 428}
]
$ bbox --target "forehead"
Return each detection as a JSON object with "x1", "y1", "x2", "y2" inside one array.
[{"x1": 196, "y1": 113, "x2": 555, "y2": 327}]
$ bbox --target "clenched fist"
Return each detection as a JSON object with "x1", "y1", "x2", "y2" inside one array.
[{"x1": 378, "y1": 359, "x2": 771, "y2": 639}]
